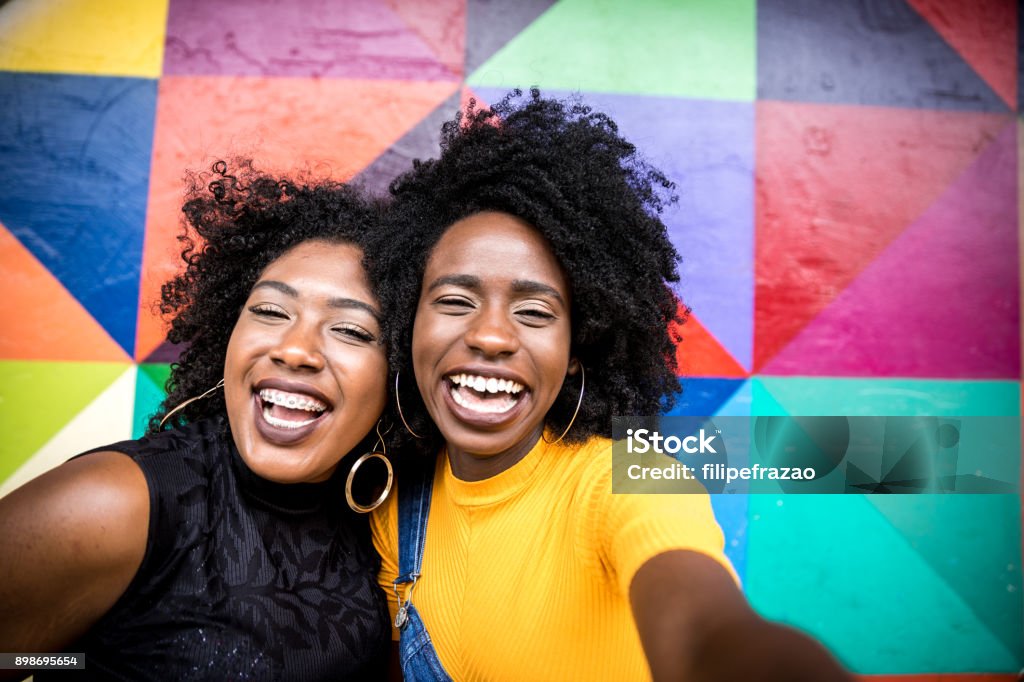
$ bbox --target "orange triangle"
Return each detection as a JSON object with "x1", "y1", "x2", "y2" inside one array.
[
  {"x1": 462, "y1": 85, "x2": 482, "y2": 113},
  {"x1": 909, "y1": 0, "x2": 1017, "y2": 109},
  {"x1": 460, "y1": 85, "x2": 495, "y2": 126},
  {"x1": 672, "y1": 307, "x2": 747, "y2": 378},
  {"x1": 135, "y1": 76, "x2": 459, "y2": 360},
  {"x1": 0, "y1": 223, "x2": 128, "y2": 362}
]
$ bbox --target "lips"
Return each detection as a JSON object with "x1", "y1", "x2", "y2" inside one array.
[
  {"x1": 252, "y1": 379, "x2": 333, "y2": 445},
  {"x1": 441, "y1": 368, "x2": 530, "y2": 428}
]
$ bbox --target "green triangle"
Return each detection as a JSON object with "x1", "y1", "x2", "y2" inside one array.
[
  {"x1": 467, "y1": 0, "x2": 755, "y2": 101},
  {"x1": 0, "y1": 361, "x2": 128, "y2": 482},
  {"x1": 755, "y1": 378, "x2": 1020, "y2": 416},
  {"x1": 133, "y1": 363, "x2": 171, "y2": 438},
  {"x1": 868, "y1": 495, "x2": 1023, "y2": 663},
  {"x1": 745, "y1": 495, "x2": 1022, "y2": 672}
]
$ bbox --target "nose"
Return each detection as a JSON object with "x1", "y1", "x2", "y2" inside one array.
[
  {"x1": 464, "y1": 305, "x2": 520, "y2": 357},
  {"x1": 269, "y1": 322, "x2": 325, "y2": 371}
]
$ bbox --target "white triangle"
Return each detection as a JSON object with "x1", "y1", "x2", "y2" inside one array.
[{"x1": 0, "y1": 366, "x2": 136, "y2": 497}]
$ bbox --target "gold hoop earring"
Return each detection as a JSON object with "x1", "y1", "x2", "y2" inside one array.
[
  {"x1": 394, "y1": 371, "x2": 424, "y2": 439},
  {"x1": 346, "y1": 421, "x2": 394, "y2": 513},
  {"x1": 159, "y1": 379, "x2": 225, "y2": 429},
  {"x1": 542, "y1": 365, "x2": 585, "y2": 445}
]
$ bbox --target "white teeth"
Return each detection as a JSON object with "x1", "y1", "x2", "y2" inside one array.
[
  {"x1": 448, "y1": 374, "x2": 524, "y2": 395},
  {"x1": 262, "y1": 404, "x2": 318, "y2": 429},
  {"x1": 450, "y1": 385, "x2": 518, "y2": 414},
  {"x1": 258, "y1": 388, "x2": 328, "y2": 413}
]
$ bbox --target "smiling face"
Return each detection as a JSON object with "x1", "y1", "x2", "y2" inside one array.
[
  {"x1": 223, "y1": 239, "x2": 387, "y2": 484},
  {"x1": 412, "y1": 211, "x2": 576, "y2": 480}
]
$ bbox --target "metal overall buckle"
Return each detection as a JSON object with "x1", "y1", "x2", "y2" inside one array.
[{"x1": 392, "y1": 573, "x2": 420, "y2": 630}]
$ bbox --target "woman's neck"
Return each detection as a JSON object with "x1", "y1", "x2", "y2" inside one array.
[{"x1": 446, "y1": 426, "x2": 544, "y2": 482}]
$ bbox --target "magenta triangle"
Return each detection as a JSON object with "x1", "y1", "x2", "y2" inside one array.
[{"x1": 762, "y1": 120, "x2": 1019, "y2": 378}]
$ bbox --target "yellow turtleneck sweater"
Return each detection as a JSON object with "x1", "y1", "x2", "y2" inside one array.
[{"x1": 371, "y1": 436, "x2": 733, "y2": 681}]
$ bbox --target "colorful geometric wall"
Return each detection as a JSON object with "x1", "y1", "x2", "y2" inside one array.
[{"x1": 0, "y1": 0, "x2": 1020, "y2": 675}]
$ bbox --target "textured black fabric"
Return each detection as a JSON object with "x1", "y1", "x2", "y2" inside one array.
[{"x1": 38, "y1": 418, "x2": 389, "y2": 681}]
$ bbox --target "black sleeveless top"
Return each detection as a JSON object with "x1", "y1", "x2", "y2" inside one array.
[{"x1": 39, "y1": 418, "x2": 389, "y2": 681}]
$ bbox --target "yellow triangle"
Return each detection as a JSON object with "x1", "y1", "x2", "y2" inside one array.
[
  {"x1": 0, "y1": 365, "x2": 135, "y2": 496},
  {"x1": 0, "y1": 0, "x2": 169, "y2": 78}
]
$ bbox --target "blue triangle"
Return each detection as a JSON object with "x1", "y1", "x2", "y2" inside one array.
[
  {"x1": 0, "y1": 72, "x2": 156, "y2": 355},
  {"x1": 665, "y1": 377, "x2": 745, "y2": 417},
  {"x1": 711, "y1": 494, "x2": 749, "y2": 583},
  {"x1": 758, "y1": 0, "x2": 1008, "y2": 112}
]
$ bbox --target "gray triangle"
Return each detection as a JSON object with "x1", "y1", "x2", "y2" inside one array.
[
  {"x1": 465, "y1": 0, "x2": 559, "y2": 75},
  {"x1": 758, "y1": 0, "x2": 1008, "y2": 112},
  {"x1": 354, "y1": 91, "x2": 462, "y2": 197}
]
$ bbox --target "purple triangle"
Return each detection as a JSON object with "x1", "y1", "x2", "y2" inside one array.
[
  {"x1": 165, "y1": 0, "x2": 455, "y2": 80},
  {"x1": 474, "y1": 88, "x2": 755, "y2": 370},
  {"x1": 143, "y1": 339, "x2": 187, "y2": 364},
  {"x1": 763, "y1": 121, "x2": 1019, "y2": 378}
]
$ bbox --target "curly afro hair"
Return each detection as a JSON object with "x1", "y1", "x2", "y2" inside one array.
[
  {"x1": 148, "y1": 160, "x2": 387, "y2": 434},
  {"x1": 369, "y1": 88, "x2": 684, "y2": 455}
]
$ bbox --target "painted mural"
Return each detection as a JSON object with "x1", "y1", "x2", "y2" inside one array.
[{"x1": 0, "y1": 0, "x2": 1020, "y2": 675}]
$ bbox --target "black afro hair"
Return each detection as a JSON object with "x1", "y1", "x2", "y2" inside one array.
[
  {"x1": 149, "y1": 160, "x2": 387, "y2": 434},
  {"x1": 369, "y1": 89, "x2": 685, "y2": 455}
]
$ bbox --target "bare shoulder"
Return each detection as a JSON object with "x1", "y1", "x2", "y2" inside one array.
[{"x1": 0, "y1": 450, "x2": 150, "y2": 652}]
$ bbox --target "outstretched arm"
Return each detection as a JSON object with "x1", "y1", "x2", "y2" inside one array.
[
  {"x1": 631, "y1": 550, "x2": 853, "y2": 682},
  {"x1": 0, "y1": 451, "x2": 149, "y2": 667}
]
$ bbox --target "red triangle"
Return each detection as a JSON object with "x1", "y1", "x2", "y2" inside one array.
[
  {"x1": 384, "y1": 0, "x2": 466, "y2": 79},
  {"x1": 762, "y1": 121, "x2": 1019, "y2": 378},
  {"x1": 0, "y1": 223, "x2": 128, "y2": 362},
  {"x1": 754, "y1": 101, "x2": 1011, "y2": 371},
  {"x1": 909, "y1": 0, "x2": 1017, "y2": 109},
  {"x1": 672, "y1": 306, "x2": 747, "y2": 379},
  {"x1": 135, "y1": 76, "x2": 459, "y2": 361}
]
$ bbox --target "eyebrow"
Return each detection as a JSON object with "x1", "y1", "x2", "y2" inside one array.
[
  {"x1": 252, "y1": 280, "x2": 381, "y2": 320},
  {"x1": 425, "y1": 274, "x2": 566, "y2": 306}
]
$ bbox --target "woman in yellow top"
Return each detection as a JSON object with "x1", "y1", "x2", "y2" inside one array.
[{"x1": 369, "y1": 90, "x2": 851, "y2": 681}]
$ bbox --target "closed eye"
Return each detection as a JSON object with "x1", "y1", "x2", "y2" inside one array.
[
  {"x1": 249, "y1": 304, "x2": 288, "y2": 319},
  {"x1": 517, "y1": 308, "x2": 555, "y2": 320},
  {"x1": 435, "y1": 295, "x2": 475, "y2": 312},
  {"x1": 514, "y1": 304, "x2": 557, "y2": 326},
  {"x1": 332, "y1": 324, "x2": 376, "y2": 344}
]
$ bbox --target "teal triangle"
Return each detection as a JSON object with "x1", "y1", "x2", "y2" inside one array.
[
  {"x1": 750, "y1": 378, "x2": 788, "y2": 416},
  {"x1": 868, "y1": 495, "x2": 1023, "y2": 664},
  {"x1": 133, "y1": 363, "x2": 170, "y2": 438},
  {"x1": 746, "y1": 495, "x2": 1022, "y2": 672},
  {"x1": 754, "y1": 377, "x2": 1020, "y2": 416}
]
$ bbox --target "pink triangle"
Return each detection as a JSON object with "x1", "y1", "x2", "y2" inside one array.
[{"x1": 763, "y1": 121, "x2": 1019, "y2": 378}]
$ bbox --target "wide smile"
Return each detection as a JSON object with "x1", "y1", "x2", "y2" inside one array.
[
  {"x1": 441, "y1": 371, "x2": 530, "y2": 428},
  {"x1": 252, "y1": 381, "x2": 333, "y2": 445}
]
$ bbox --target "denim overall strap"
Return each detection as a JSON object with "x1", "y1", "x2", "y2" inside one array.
[{"x1": 393, "y1": 458, "x2": 453, "y2": 682}]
